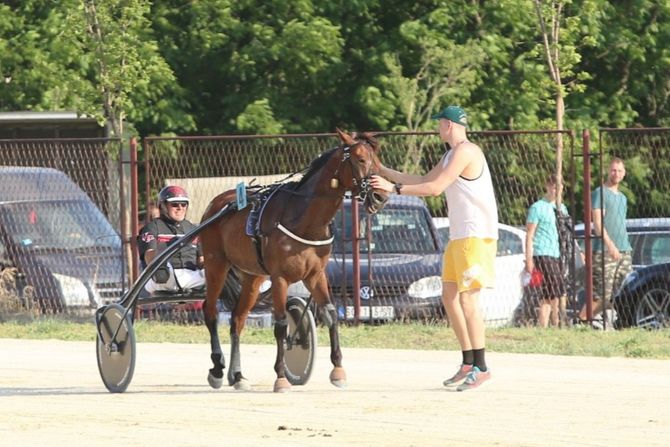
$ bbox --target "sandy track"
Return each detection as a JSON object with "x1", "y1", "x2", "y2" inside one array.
[{"x1": 0, "y1": 338, "x2": 668, "y2": 447}]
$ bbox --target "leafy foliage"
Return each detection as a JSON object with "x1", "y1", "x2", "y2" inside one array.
[{"x1": 3, "y1": 1, "x2": 670, "y2": 134}]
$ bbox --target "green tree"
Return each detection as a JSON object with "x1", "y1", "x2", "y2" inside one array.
[
  {"x1": 67, "y1": 0, "x2": 183, "y2": 137},
  {"x1": 0, "y1": 1, "x2": 96, "y2": 112},
  {"x1": 0, "y1": 0, "x2": 192, "y2": 136},
  {"x1": 574, "y1": 1, "x2": 670, "y2": 128},
  {"x1": 151, "y1": 0, "x2": 345, "y2": 135},
  {"x1": 532, "y1": 0, "x2": 595, "y2": 204}
]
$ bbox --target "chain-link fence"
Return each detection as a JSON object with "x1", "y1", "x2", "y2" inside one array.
[
  {"x1": 139, "y1": 131, "x2": 575, "y2": 326},
  {"x1": 0, "y1": 139, "x2": 126, "y2": 320},
  {"x1": 587, "y1": 129, "x2": 670, "y2": 328},
  {"x1": 1, "y1": 129, "x2": 667, "y2": 330}
]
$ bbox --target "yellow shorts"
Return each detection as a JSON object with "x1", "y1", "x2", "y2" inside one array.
[{"x1": 442, "y1": 237, "x2": 496, "y2": 293}]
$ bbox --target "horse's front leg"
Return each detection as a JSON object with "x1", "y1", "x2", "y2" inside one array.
[
  {"x1": 270, "y1": 276, "x2": 291, "y2": 393},
  {"x1": 203, "y1": 262, "x2": 230, "y2": 390},
  {"x1": 305, "y1": 271, "x2": 346, "y2": 388}
]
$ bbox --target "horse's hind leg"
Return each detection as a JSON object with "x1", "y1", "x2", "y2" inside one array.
[
  {"x1": 202, "y1": 256, "x2": 230, "y2": 389},
  {"x1": 227, "y1": 273, "x2": 266, "y2": 391},
  {"x1": 305, "y1": 271, "x2": 346, "y2": 388}
]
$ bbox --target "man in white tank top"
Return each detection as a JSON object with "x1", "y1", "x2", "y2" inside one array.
[{"x1": 370, "y1": 106, "x2": 498, "y2": 391}]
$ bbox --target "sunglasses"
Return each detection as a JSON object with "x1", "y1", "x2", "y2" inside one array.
[{"x1": 169, "y1": 202, "x2": 188, "y2": 209}]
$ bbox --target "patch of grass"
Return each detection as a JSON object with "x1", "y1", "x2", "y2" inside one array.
[{"x1": 1, "y1": 319, "x2": 669, "y2": 359}]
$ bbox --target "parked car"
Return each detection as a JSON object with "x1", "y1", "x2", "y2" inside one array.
[
  {"x1": 573, "y1": 218, "x2": 670, "y2": 327},
  {"x1": 323, "y1": 195, "x2": 445, "y2": 322},
  {"x1": 0, "y1": 167, "x2": 125, "y2": 314},
  {"x1": 574, "y1": 218, "x2": 670, "y2": 270},
  {"x1": 612, "y1": 262, "x2": 670, "y2": 329},
  {"x1": 432, "y1": 218, "x2": 527, "y2": 327}
]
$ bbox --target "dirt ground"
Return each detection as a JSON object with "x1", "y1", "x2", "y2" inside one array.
[{"x1": 1, "y1": 338, "x2": 668, "y2": 447}]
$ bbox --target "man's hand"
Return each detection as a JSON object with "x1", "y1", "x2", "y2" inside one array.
[
  {"x1": 370, "y1": 175, "x2": 394, "y2": 193},
  {"x1": 607, "y1": 244, "x2": 622, "y2": 261}
]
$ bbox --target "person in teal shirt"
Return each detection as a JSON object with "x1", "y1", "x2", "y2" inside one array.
[
  {"x1": 525, "y1": 173, "x2": 569, "y2": 327},
  {"x1": 579, "y1": 157, "x2": 633, "y2": 323}
]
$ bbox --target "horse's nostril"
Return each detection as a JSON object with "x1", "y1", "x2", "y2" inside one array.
[{"x1": 366, "y1": 191, "x2": 389, "y2": 214}]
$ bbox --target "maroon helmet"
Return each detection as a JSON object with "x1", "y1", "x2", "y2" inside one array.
[{"x1": 158, "y1": 185, "x2": 190, "y2": 204}]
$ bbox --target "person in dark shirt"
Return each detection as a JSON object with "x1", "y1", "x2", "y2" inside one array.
[{"x1": 137, "y1": 185, "x2": 204, "y2": 294}]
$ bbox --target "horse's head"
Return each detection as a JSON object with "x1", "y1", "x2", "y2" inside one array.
[{"x1": 335, "y1": 128, "x2": 389, "y2": 214}]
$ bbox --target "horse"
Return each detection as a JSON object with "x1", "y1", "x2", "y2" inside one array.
[{"x1": 198, "y1": 129, "x2": 389, "y2": 392}]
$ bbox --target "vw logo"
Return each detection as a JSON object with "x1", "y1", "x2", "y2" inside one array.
[{"x1": 359, "y1": 286, "x2": 374, "y2": 301}]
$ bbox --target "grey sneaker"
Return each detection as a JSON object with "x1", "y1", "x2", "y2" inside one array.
[
  {"x1": 456, "y1": 366, "x2": 491, "y2": 391},
  {"x1": 443, "y1": 364, "x2": 473, "y2": 387}
]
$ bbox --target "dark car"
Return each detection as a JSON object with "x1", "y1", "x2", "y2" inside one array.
[
  {"x1": 0, "y1": 167, "x2": 125, "y2": 314},
  {"x1": 287, "y1": 195, "x2": 444, "y2": 322},
  {"x1": 574, "y1": 218, "x2": 670, "y2": 271},
  {"x1": 574, "y1": 218, "x2": 670, "y2": 327},
  {"x1": 612, "y1": 262, "x2": 670, "y2": 329}
]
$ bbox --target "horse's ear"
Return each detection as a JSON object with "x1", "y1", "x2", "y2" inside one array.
[
  {"x1": 359, "y1": 132, "x2": 379, "y2": 151},
  {"x1": 336, "y1": 128, "x2": 355, "y2": 145}
]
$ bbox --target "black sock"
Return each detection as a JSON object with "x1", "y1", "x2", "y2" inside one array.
[
  {"x1": 473, "y1": 348, "x2": 487, "y2": 372},
  {"x1": 462, "y1": 350, "x2": 474, "y2": 365}
]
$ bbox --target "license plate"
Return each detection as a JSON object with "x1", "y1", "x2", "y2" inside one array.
[{"x1": 343, "y1": 305, "x2": 395, "y2": 320}]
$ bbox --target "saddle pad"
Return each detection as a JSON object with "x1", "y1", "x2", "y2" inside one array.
[{"x1": 245, "y1": 185, "x2": 282, "y2": 236}]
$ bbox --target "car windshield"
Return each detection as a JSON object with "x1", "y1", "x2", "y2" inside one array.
[
  {"x1": 0, "y1": 200, "x2": 121, "y2": 250},
  {"x1": 332, "y1": 206, "x2": 438, "y2": 254},
  {"x1": 638, "y1": 232, "x2": 670, "y2": 265}
]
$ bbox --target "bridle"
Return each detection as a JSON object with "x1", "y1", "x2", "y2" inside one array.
[
  {"x1": 335, "y1": 140, "x2": 375, "y2": 203},
  {"x1": 334, "y1": 140, "x2": 388, "y2": 213}
]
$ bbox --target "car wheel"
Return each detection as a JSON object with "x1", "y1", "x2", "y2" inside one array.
[{"x1": 634, "y1": 286, "x2": 670, "y2": 329}]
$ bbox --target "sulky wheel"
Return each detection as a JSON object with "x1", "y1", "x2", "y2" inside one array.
[
  {"x1": 283, "y1": 296, "x2": 317, "y2": 386},
  {"x1": 96, "y1": 303, "x2": 136, "y2": 393}
]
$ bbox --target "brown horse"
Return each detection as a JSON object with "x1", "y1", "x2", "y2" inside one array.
[{"x1": 198, "y1": 129, "x2": 388, "y2": 392}]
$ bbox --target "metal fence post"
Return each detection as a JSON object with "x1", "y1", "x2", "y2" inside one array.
[{"x1": 583, "y1": 129, "x2": 594, "y2": 321}]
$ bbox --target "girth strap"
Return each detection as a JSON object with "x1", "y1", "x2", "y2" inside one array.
[
  {"x1": 252, "y1": 234, "x2": 271, "y2": 275},
  {"x1": 276, "y1": 223, "x2": 334, "y2": 246}
]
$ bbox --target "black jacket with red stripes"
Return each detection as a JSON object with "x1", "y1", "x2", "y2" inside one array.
[{"x1": 137, "y1": 216, "x2": 201, "y2": 270}]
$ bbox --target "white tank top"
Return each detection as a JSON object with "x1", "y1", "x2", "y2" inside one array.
[{"x1": 442, "y1": 148, "x2": 498, "y2": 240}]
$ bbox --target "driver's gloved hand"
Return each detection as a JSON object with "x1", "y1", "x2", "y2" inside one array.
[{"x1": 152, "y1": 265, "x2": 170, "y2": 284}]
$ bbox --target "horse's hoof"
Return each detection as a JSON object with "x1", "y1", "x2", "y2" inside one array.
[
  {"x1": 208, "y1": 372, "x2": 223, "y2": 389},
  {"x1": 273, "y1": 377, "x2": 291, "y2": 393},
  {"x1": 233, "y1": 378, "x2": 252, "y2": 391},
  {"x1": 329, "y1": 367, "x2": 347, "y2": 389},
  {"x1": 227, "y1": 371, "x2": 235, "y2": 387}
]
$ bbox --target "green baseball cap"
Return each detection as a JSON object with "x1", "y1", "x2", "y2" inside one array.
[{"x1": 431, "y1": 105, "x2": 468, "y2": 127}]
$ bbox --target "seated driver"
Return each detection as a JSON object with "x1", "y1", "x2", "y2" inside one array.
[{"x1": 137, "y1": 185, "x2": 205, "y2": 294}]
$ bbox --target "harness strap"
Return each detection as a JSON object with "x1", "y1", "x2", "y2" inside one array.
[
  {"x1": 252, "y1": 234, "x2": 271, "y2": 275},
  {"x1": 276, "y1": 223, "x2": 334, "y2": 246}
]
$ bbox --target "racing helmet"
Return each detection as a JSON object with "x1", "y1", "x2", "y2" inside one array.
[{"x1": 158, "y1": 185, "x2": 190, "y2": 205}]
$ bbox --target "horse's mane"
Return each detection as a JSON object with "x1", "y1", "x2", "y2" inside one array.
[
  {"x1": 289, "y1": 133, "x2": 378, "y2": 190},
  {"x1": 294, "y1": 146, "x2": 340, "y2": 189}
]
